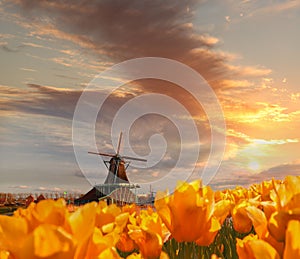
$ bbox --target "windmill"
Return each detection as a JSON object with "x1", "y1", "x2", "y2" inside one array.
[{"x1": 86, "y1": 132, "x2": 146, "y2": 204}]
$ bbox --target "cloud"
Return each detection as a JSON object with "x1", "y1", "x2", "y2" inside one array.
[
  {"x1": 225, "y1": 102, "x2": 299, "y2": 124},
  {"x1": 226, "y1": 64, "x2": 272, "y2": 77},
  {"x1": 211, "y1": 160, "x2": 300, "y2": 190},
  {"x1": 1, "y1": 43, "x2": 25, "y2": 52},
  {"x1": 21, "y1": 41, "x2": 52, "y2": 50},
  {"x1": 252, "y1": 138, "x2": 299, "y2": 145},
  {"x1": 227, "y1": 128, "x2": 298, "y2": 146},
  {"x1": 34, "y1": 186, "x2": 63, "y2": 192},
  {"x1": 0, "y1": 84, "x2": 81, "y2": 119},
  {"x1": 0, "y1": 33, "x2": 15, "y2": 40},
  {"x1": 223, "y1": 128, "x2": 299, "y2": 162},
  {"x1": 1, "y1": 40, "x2": 54, "y2": 53},
  {"x1": 8, "y1": 0, "x2": 273, "y2": 85},
  {"x1": 247, "y1": 1, "x2": 300, "y2": 17},
  {"x1": 9, "y1": 185, "x2": 31, "y2": 190},
  {"x1": 19, "y1": 67, "x2": 36, "y2": 72},
  {"x1": 218, "y1": 79, "x2": 254, "y2": 89}
]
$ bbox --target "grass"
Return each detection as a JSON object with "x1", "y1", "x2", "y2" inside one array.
[
  {"x1": 162, "y1": 218, "x2": 255, "y2": 259},
  {"x1": 0, "y1": 206, "x2": 20, "y2": 215}
]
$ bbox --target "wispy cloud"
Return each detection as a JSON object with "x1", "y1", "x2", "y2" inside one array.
[
  {"x1": 227, "y1": 128, "x2": 299, "y2": 146},
  {"x1": 225, "y1": 102, "x2": 300, "y2": 124},
  {"x1": 247, "y1": 0, "x2": 300, "y2": 17},
  {"x1": 0, "y1": 84, "x2": 80, "y2": 119},
  {"x1": 19, "y1": 67, "x2": 36, "y2": 72},
  {"x1": 1, "y1": 43, "x2": 25, "y2": 52},
  {"x1": 10, "y1": 185, "x2": 31, "y2": 190},
  {"x1": 0, "y1": 33, "x2": 15, "y2": 40}
]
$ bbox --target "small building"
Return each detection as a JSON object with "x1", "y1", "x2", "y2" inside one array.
[
  {"x1": 75, "y1": 184, "x2": 139, "y2": 205},
  {"x1": 36, "y1": 194, "x2": 46, "y2": 203},
  {"x1": 25, "y1": 195, "x2": 35, "y2": 207}
]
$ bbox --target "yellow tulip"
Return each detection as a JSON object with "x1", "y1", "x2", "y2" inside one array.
[
  {"x1": 13, "y1": 199, "x2": 70, "y2": 234},
  {"x1": 96, "y1": 247, "x2": 121, "y2": 259},
  {"x1": 26, "y1": 224, "x2": 74, "y2": 259},
  {"x1": 268, "y1": 176, "x2": 300, "y2": 242},
  {"x1": 122, "y1": 203, "x2": 139, "y2": 215},
  {"x1": 213, "y1": 199, "x2": 231, "y2": 224},
  {"x1": 229, "y1": 186, "x2": 254, "y2": 203},
  {"x1": 268, "y1": 211, "x2": 289, "y2": 242},
  {"x1": 250, "y1": 179, "x2": 278, "y2": 202},
  {"x1": 283, "y1": 220, "x2": 300, "y2": 258},
  {"x1": 246, "y1": 206, "x2": 284, "y2": 256},
  {"x1": 126, "y1": 251, "x2": 169, "y2": 259},
  {"x1": 155, "y1": 180, "x2": 224, "y2": 245},
  {"x1": 259, "y1": 201, "x2": 276, "y2": 220},
  {"x1": 66, "y1": 203, "x2": 98, "y2": 258},
  {"x1": 270, "y1": 176, "x2": 300, "y2": 211},
  {"x1": 0, "y1": 216, "x2": 28, "y2": 258},
  {"x1": 0, "y1": 251, "x2": 10, "y2": 259},
  {"x1": 128, "y1": 209, "x2": 164, "y2": 259},
  {"x1": 70, "y1": 202, "x2": 126, "y2": 258},
  {"x1": 126, "y1": 252, "x2": 169, "y2": 259},
  {"x1": 95, "y1": 203, "x2": 122, "y2": 230},
  {"x1": 84, "y1": 227, "x2": 120, "y2": 258},
  {"x1": 126, "y1": 253, "x2": 143, "y2": 259}
]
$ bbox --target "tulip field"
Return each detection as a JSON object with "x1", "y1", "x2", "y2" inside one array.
[{"x1": 0, "y1": 176, "x2": 299, "y2": 259}]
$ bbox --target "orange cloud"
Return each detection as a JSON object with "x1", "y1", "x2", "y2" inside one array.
[
  {"x1": 227, "y1": 64, "x2": 272, "y2": 77},
  {"x1": 218, "y1": 79, "x2": 254, "y2": 89}
]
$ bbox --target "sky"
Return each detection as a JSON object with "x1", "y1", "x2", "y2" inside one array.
[{"x1": 0, "y1": 0, "x2": 299, "y2": 194}]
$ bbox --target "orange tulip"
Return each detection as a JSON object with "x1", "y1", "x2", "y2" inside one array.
[
  {"x1": 246, "y1": 206, "x2": 284, "y2": 256},
  {"x1": 26, "y1": 224, "x2": 74, "y2": 259},
  {"x1": 250, "y1": 179, "x2": 278, "y2": 202},
  {"x1": 14, "y1": 199, "x2": 69, "y2": 232},
  {"x1": 1, "y1": 200, "x2": 126, "y2": 259},
  {"x1": 155, "y1": 180, "x2": 229, "y2": 246},
  {"x1": 232, "y1": 201, "x2": 253, "y2": 233},
  {"x1": 128, "y1": 209, "x2": 165, "y2": 259},
  {"x1": 116, "y1": 232, "x2": 136, "y2": 253},
  {"x1": 84, "y1": 227, "x2": 120, "y2": 259},
  {"x1": 155, "y1": 180, "x2": 212, "y2": 242},
  {"x1": 236, "y1": 234, "x2": 280, "y2": 259}
]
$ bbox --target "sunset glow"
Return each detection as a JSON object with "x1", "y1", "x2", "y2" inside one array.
[{"x1": 248, "y1": 161, "x2": 260, "y2": 171}]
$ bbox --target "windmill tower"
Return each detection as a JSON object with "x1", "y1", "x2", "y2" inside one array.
[{"x1": 87, "y1": 132, "x2": 146, "y2": 204}]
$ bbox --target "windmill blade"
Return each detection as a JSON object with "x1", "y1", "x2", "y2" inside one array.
[
  {"x1": 122, "y1": 155, "x2": 147, "y2": 162},
  {"x1": 117, "y1": 132, "x2": 123, "y2": 155},
  {"x1": 88, "y1": 151, "x2": 115, "y2": 157}
]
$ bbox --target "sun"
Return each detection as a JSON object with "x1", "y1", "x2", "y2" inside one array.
[{"x1": 248, "y1": 161, "x2": 260, "y2": 171}]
